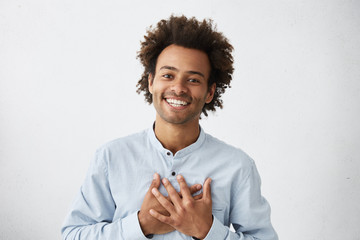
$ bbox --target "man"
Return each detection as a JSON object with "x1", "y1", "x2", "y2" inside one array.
[{"x1": 61, "y1": 15, "x2": 278, "y2": 240}]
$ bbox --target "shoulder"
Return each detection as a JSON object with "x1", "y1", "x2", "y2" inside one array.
[
  {"x1": 90, "y1": 129, "x2": 149, "y2": 170},
  {"x1": 96, "y1": 129, "x2": 148, "y2": 154},
  {"x1": 203, "y1": 132, "x2": 255, "y2": 169}
]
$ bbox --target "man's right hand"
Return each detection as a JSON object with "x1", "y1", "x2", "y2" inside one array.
[{"x1": 138, "y1": 173, "x2": 202, "y2": 236}]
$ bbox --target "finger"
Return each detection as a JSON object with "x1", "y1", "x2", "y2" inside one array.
[
  {"x1": 151, "y1": 187, "x2": 176, "y2": 214},
  {"x1": 193, "y1": 192, "x2": 203, "y2": 200},
  {"x1": 176, "y1": 175, "x2": 192, "y2": 199},
  {"x1": 148, "y1": 173, "x2": 160, "y2": 191},
  {"x1": 203, "y1": 178, "x2": 212, "y2": 200},
  {"x1": 189, "y1": 183, "x2": 202, "y2": 195},
  {"x1": 161, "y1": 178, "x2": 182, "y2": 206},
  {"x1": 149, "y1": 209, "x2": 172, "y2": 225},
  {"x1": 178, "y1": 184, "x2": 201, "y2": 198}
]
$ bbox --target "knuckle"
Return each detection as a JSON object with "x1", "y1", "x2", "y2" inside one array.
[
  {"x1": 177, "y1": 207, "x2": 186, "y2": 216},
  {"x1": 190, "y1": 186, "x2": 198, "y2": 194},
  {"x1": 172, "y1": 218, "x2": 181, "y2": 227},
  {"x1": 164, "y1": 200, "x2": 173, "y2": 209},
  {"x1": 162, "y1": 217, "x2": 170, "y2": 224},
  {"x1": 184, "y1": 199, "x2": 194, "y2": 208}
]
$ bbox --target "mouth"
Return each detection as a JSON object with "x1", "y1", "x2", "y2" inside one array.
[{"x1": 165, "y1": 98, "x2": 190, "y2": 108}]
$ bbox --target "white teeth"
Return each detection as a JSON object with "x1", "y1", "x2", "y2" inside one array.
[{"x1": 166, "y1": 98, "x2": 188, "y2": 107}]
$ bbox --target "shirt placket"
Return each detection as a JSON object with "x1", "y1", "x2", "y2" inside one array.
[{"x1": 164, "y1": 150, "x2": 183, "y2": 192}]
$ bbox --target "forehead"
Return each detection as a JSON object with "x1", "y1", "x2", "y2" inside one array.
[{"x1": 156, "y1": 44, "x2": 211, "y2": 77}]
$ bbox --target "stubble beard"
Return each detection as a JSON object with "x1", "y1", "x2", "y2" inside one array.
[{"x1": 154, "y1": 92, "x2": 205, "y2": 125}]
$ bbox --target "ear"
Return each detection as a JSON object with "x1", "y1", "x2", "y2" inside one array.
[
  {"x1": 148, "y1": 73, "x2": 154, "y2": 94},
  {"x1": 205, "y1": 83, "x2": 216, "y2": 104}
]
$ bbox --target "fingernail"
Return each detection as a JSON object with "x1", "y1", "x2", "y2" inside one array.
[
  {"x1": 151, "y1": 188, "x2": 158, "y2": 196},
  {"x1": 196, "y1": 184, "x2": 202, "y2": 190},
  {"x1": 162, "y1": 178, "x2": 168, "y2": 184},
  {"x1": 153, "y1": 173, "x2": 157, "y2": 179},
  {"x1": 176, "y1": 175, "x2": 182, "y2": 180}
]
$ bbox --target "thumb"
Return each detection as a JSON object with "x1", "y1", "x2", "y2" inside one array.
[{"x1": 149, "y1": 173, "x2": 161, "y2": 190}]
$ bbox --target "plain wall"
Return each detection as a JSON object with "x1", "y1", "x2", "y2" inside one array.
[{"x1": 1, "y1": 0, "x2": 359, "y2": 239}]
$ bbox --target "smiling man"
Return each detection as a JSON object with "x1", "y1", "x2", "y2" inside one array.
[
  {"x1": 61, "y1": 15, "x2": 278, "y2": 240},
  {"x1": 150, "y1": 46, "x2": 214, "y2": 126}
]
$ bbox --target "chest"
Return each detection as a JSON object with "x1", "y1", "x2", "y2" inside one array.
[{"x1": 107, "y1": 151, "x2": 235, "y2": 225}]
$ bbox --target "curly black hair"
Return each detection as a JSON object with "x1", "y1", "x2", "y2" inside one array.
[{"x1": 136, "y1": 15, "x2": 234, "y2": 117}]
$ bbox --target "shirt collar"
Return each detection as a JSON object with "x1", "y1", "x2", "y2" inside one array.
[{"x1": 147, "y1": 123, "x2": 206, "y2": 158}]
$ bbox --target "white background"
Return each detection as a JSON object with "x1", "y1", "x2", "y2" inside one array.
[{"x1": 1, "y1": 0, "x2": 359, "y2": 239}]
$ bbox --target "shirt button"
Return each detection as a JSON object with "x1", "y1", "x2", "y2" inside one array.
[
  {"x1": 167, "y1": 152, "x2": 171, "y2": 156},
  {"x1": 171, "y1": 171, "x2": 176, "y2": 176}
]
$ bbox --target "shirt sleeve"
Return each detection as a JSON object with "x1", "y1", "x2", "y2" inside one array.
[
  {"x1": 61, "y1": 149, "x2": 149, "y2": 240},
  {"x1": 203, "y1": 160, "x2": 278, "y2": 240}
]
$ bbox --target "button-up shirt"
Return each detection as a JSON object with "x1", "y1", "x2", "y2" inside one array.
[{"x1": 61, "y1": 127, "x2": 278, "y2": 240}]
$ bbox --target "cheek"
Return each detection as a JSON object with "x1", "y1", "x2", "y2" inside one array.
[{"x1": 151, "y1": 86, "x2": 165, "y2": 100}]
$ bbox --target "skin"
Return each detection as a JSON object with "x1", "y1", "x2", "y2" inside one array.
[
  {"x1": 151, "y1": 176, "x2": 213, "y2": 239},
  {"x1": 138, "y1": 44, "x2": 215, "y2": 238},
  {"x1": 148, "y1": 44, "x2": 216, "y2": 154},
  {"x1": 139, "y1": 173, "x2": 203, "y2": 235}
]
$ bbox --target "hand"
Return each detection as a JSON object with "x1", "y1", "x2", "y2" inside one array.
[
  {"x1": 138, "y1": 173, "x2": 203, "y2": 236},
  {"x1": 149, "y1": 175, "x2": 213, "y2": 239}
]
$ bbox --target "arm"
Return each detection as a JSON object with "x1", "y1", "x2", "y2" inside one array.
[
  {"x1": 203, "y1": 160, "x2": 278, "y2": 240},
  {"x1": 61, "y1": 149, "x2": 149, "y2": 240},
  {"x1": 61, "y1": 150, "x2": 203, "y2": 240}
]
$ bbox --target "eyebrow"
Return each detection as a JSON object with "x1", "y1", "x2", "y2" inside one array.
[{"x1": 159, "y1": 65, "x2": 205, "y2": 78}]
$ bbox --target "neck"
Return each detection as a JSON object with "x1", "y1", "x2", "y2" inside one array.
[{"x1": 154, "y1": 116, "x2": 200, "y2": 154}]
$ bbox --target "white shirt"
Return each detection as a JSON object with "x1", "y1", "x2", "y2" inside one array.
[{"x1": 61, "y1": 127, "x2": 278, "y2": 240}]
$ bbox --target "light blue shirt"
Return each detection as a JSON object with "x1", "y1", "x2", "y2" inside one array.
[{"x1": 61, "y1": 126, "x2": 278, "y2": 240}]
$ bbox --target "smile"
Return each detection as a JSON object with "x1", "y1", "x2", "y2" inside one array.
[{"x1": 165, "y1": 98, "x2": 189, "y2": 107}]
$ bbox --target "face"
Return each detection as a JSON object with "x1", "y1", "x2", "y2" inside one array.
[{"x1": 149, "y1": 44, "x2": 215, "y2": 125}]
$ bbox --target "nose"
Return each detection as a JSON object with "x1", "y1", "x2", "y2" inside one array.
[{"x1": 170, "y1": 77, "x2": 188, "y2": 95}]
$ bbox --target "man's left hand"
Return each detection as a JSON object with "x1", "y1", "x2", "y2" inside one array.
[{"x1": 149, "y1": 175, "x2": 213, "y2": 239}]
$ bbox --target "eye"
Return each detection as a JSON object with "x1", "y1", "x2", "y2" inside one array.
[
  {"x1": 162, "y1": 74, "x2": 173, "y2": 79},
  {"x1": 188, "y1": 78, "x2": 200, "y2": 83}
]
